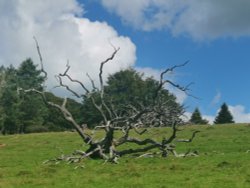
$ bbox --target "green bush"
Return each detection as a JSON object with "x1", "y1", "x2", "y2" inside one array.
[
  {"x1": 25, "y1": 125, "x2": 49, "y2": 133},
  {"x1": 46, "y1": 122, "x2": 66, "y2": 132}
]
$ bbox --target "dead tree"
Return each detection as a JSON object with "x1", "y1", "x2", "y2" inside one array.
[{"x1": 19, "y1": 38, "x2": 199, "y2": 163}]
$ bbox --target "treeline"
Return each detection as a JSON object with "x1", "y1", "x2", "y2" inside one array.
[
  {"x1": 0, "y1": 58, "x2": 235, "y2": 134},
  {"x1": 0, "y1": 58, "x2": 184, "y2": 134},
  {"x1": 0, "y1": 59, "x2": 83, "y2": 134}
]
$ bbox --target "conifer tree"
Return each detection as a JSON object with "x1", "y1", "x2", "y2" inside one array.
[
  {"x1": 0, "y1": 66, "x2": 19, "y2": 134},
  {"x1": 16, "y1": 58, "x2": 47, "y2": 133},
  {"x1": 214, "y1": 103, "x2": 234, "y2": 124},
  {"x1": 190, "y1": 108, "x2": 208, "y2": 125}
]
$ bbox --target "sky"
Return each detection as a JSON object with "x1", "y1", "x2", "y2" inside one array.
[{"x1": 1, "y1": 0, "x2": 250, "y2": 123}]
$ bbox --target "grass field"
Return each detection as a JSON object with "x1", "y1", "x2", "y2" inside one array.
[{"x1": 0, "y1": 124, "x2": 250, "y2": 188}]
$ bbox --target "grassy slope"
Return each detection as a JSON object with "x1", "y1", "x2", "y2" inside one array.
[{"x1": 0, "y1": 124, "x2": 250, "y2": 188}]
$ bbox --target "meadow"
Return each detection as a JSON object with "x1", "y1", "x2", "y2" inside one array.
[{"x1": 0, "y1": 124, "x2": 250, "y2": 188}]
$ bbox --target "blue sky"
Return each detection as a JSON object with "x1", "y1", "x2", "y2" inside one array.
[
  {"x1": 1, "y1": 0, "x2": 250, "y2": 123},
  {"x1": 79, "y1": 0, "x2": 250, "y2": 123}
]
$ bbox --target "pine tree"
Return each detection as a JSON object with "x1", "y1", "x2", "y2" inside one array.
[
  {"x1": 0, "y1": 66, "x2": 6, "y2": 133},
  {"x1": 190, "y1": 108, "x2": 208, "y2": 125},
  {"x1": 16, "y1": 58, "x2": 47, "y2": 133},
  {"x1": 214, "y1": 103, "x2": 234, "y2": 124},
  {"x1": 0, "y1": 66, "x2": 20, "y2": 134},
  {"x1": 0, "y1": 60, "x2": 84, "y2": 134}
]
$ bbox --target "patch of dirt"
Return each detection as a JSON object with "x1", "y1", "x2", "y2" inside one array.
[{"x1": 0, "y1": 143, "x2": 6, "y2": 148}]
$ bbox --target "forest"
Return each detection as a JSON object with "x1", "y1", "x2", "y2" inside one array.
[
  {"x1": 0, "y1": 57, "x2": 235, "y2": 136},
  {"x1": 0, "y1": 58, "x2": 184, "y2": 135}
]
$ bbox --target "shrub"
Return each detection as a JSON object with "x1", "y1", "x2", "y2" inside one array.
[{"x1": 25, "y1": 125, "x2": 49, "y2": 133}]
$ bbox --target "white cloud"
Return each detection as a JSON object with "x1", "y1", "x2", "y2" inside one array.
[
  {"x1": 0, "y1": 0, "x2": 136, "y2": 96},
  {"x1": 136, "y1": 67, "x2": 163, "y2": 80},
  {"x1": 101, "y1": 0, "x2": 186, "y2": 31},
  {"x1": 202, "y1": 115, "x2": 214, "y2": 125},
  {"x1": 182, "y1": 112, "x2": 192, "y2": 122},
  {"x1": 183, "y1": 112, "x2": 214, "y2": 124},
  {"x1": 101, "y1": 0, "x2": 250, "y2": 40},
  {"x1": 171, "y1": 88, "x2": 187, "y2": 104},
  {"x1": 211, "y1": 91, "x2": 221, "y2": 106},
  {"x1": 229, "y1": 105, "x2": 250, "y2": 123}
]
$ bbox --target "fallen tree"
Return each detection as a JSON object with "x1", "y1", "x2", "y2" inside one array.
[{"x1": 19, "y1": 38, "x2": 199, "y2": 163}]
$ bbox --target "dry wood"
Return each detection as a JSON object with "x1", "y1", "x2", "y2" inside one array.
[{"x1": 20, "y1": 39, "x2": 199, "y2": 163}]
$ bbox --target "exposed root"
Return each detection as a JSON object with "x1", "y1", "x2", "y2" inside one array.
[
  {"x1": 171, "y1": 149, "x2": 199, "y2": 158},
  {"x1": 43, "y1": 149, "x2": 93, "y2": 165}
]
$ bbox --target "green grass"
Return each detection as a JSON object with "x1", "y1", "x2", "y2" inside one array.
[{"x1": 1, "y1": 124, "x2": 250, "y2": 188}]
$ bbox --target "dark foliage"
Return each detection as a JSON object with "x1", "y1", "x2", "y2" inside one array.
[
  {"x1": 190, "y1": 108, "x2": 208, "y2": 125},
  {"x1": 81, "y1": 68, "x2": 184, "y2": 127},
  {"x1": 0, "y1": 59, "x2": 83, "y2": 134},
  {"x1": 214, "y1": 103, "x2": 234, "y2": 124}
]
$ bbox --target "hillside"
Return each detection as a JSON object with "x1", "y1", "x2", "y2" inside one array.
[{"x1": 0, "y1": 124, "x2": 250, "y2": 188}]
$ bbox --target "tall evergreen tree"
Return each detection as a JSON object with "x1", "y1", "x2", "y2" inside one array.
[
  {"x1": 16, "y1": 58, "x2": 45, "y2": 90},
  {"x1": 190, "y1": 108, "x2": 208, "y2": 125},
  {"x1": 214, "y1": 103, "x2": 234, "y2": 124},
  {"x1": 0, "y1": 66, "x2": 6, "y2": 133},
  {"x1": 0, "y1": 60, "x2": 84, "y2": 134},
  {"x1": 0, "y1": 59, "x2": 48, "y2": 134},
  {"x1": 0, "y1": 66, "x2": 19, "y2": 134},
  {"x1": 16, "y1": 58, "x2": 47, "y2": 133}
]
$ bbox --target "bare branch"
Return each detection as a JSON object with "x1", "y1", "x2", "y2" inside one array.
[
  {"x1": 86, "y1": 73, "x2": 98, "y2": 92},
  {"x1": 27, "y1": 38, "x2": 199, "y2": 163},
  {"x1": 165, "y1": 122, "x2": 179, "y2": 144},
  {"x1": 55, "y1": 75, "x2": 81, "y2": 98},
  {"x1": 160, "y1": 61, "x2": 189, "y2": 83},
  {"x1": 59, "y1": 63, "x2": 89, "y2": 93},
  {"x1": 176, "y1": 130, "x2": 200, "y2": 143},
  {"x1": 99, "y1": 47, "x2": 120, "y2": 97},
  {"x1": 125, "y1": 137, "x2": 161, "y2": 146},
  {"x1": 134, "y1": 127, "x2": 147, "y2": 135},
  {"x1": 33, "y1": 36, "x2": 47, "y2": 79},
  {"x1": 118, "y1": 144, "x2": 159, "y2": 157},
  {"x1": 18, "y1": 88, "x2": 93, "y2": 145}
]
